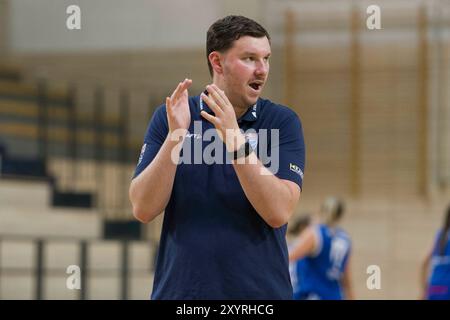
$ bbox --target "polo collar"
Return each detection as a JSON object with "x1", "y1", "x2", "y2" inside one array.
[{"x1": 198, "y1": 90, "x2": 258, "y2": 123}]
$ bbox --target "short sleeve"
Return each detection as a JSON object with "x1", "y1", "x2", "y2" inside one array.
[
  {"x1": 271, "y1": 113, "x2": 306, "y2": 189},
  {"x1": 133, "y1": 105, "x2": 168, "y2": 178}
]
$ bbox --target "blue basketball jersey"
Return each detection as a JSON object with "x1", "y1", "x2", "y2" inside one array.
[
  {"x1": 427, "y1": 229, "x2": 450, "y2": 300},
  {"x1": 289, "y1": 257, "x2": 307, "y2": 300},
  {"x1": 294, "y1": 224, "x2": 351, "y2": 300},
  {"x1": 289, "y1": 241, "x2": 307, "y2": 300}
]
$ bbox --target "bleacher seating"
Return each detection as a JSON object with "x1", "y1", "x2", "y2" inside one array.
[{"x1": 0, "y1": 64, "x2": 154, "y2": 299}]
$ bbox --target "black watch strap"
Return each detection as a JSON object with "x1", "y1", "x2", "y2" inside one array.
[{"x1": 231, "y1": 141, "x2": 253, "y2": 160}]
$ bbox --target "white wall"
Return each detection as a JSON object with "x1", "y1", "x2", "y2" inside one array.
[
  {"x1": 0, "y1": 0, "x2": 9, "y2": 55},
  {"x1": 8, "y1": 0, "x2": 272, "y2": 53},
  {"x1": 9, "y1": 0, "x2": 221, "y2": 52}
]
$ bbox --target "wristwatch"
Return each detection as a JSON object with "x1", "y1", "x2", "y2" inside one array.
[{"x1": 229, "y1": 140, "x2": 254, "y2": 160}]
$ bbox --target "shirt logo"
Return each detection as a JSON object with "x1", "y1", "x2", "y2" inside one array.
[
  {"x1": 289, "y1": 163, "x2": 304, "y2": 179},
  {"x1": 245, "y1": 132, "x2": 258, "y2": 150},
  {"x1": 138, "y1": 144, "x2": 146, "y2": 165},
  {"x1": 251, "y1": 105, "x2": 257, "y2": 118},
  {"x1": 186, "y1": 133, "x2": 202, "y2": 139}
]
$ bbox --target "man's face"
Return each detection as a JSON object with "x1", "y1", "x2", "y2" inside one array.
[{"x1": 220, "y1": 36, "x2": 271, "y2": 108}]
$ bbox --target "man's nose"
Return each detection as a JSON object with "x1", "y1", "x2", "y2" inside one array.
[{"x1": 255, "y1": 60, "x2": 268, "y2": 77}]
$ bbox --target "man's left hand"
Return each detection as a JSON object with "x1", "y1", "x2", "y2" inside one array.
[{"x1": 200, "y1": 84, "x2": 246, "y2": 152}]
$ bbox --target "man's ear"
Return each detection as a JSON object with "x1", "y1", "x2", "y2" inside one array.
[{"x1": 208, "y1": 51, "x2": 223, "y2": 75}]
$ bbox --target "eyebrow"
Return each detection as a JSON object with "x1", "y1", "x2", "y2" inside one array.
[{"x1": 241, "y1": 52, "x2": 272, "y2": 57}]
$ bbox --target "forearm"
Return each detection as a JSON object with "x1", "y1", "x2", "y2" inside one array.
[
  {"x1": 420, "y1": 264, "x2": 428, "y2": 294},
  {"x1": 343, "y1": 284, "x2": 354, "y2": 300},
  {"x1": 420, "y1": 255, "x2": 431, "y2": 298},
  {"x1": 288, "y1": 227, "x2": 315, "y2": 262},
  {"x1": 232, "y1": 150, "x2": 298, "y2": 228},
  {"x1": 199, "y1": 85, "x2": 300, "y2": 227},
  {"x1": 129, "y1": 134, "x2": 185, "y2": 223},
  {"x1": 342, "y1": 275, "x2": 354, "y2": 300},
  {"x1": 342, "y1": 264, "x2": 354, "y2": 300},
  {"x1": 289, "y1": 239, "x2": 309, "y2": 262}
]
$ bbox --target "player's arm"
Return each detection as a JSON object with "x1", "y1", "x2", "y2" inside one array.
[
  {"x1": 420, "y1": 248, "x2": 432, "y2": 299},
  {"x1": 231, "y1": 150, "x2": 300, "y2": 228},
  {"x1": 288, "y1": 226, "x2": 317, "y2": 262},
  {"x1": 129, "y1": 136, "x2": 184, "y2": 223},
  {"x1": 200, "y1": 84, "x2": 301, "y2": 228},
  {"x1": 129, "y1": 79, "x2": 192, "y2": 223},
  {"x1": 341, "y1": 255, "x2": 354, "y2": 300}
]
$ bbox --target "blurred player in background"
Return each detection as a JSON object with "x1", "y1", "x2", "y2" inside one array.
[
  {"x1": 129, "y1": 15, "x2": 305, "y2": 299},
  {"x1": 288, "y1": 197, "x2": 354, "y2": 300},
  {"x1": 421, "y1": 204, "x2": 450, "y2": 300},
  {"x1": 287, "y1": 214, "x2": 311, "y2": 299}
]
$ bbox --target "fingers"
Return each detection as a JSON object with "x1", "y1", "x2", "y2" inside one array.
[
  {"x1": 201, "y1": 93, "x2": 223, "y2": 116},
  {"x1": 170, "y1": 82, "x2": 183, "y2": 101},
  {"x1": 206, "y1": 84, "x2": 227, "y2": 108},
  {"x1": 181, "y1": 79, "x2": 192, "y2": 99},
  {"x1": 171, "y1": 78, "x2": 193, "y2": 101},
  {"x1": 201, "y1": 111, "x2": 224, "y2": 141},
  {"x1": 181, "y1": 78, "x2": 193, "y2": 94},
  {"x1": 200, "y1": 110, "x2": 217, "y2": 126},
  {"x1": 166, "y1": 96, "x2": 172, "y2": 115},
  {"x1": 184, "y1": 78, "x2": 193, "y2": 90},
  {"x1": 201, "y1": 92, "x2": 224, "y2": 116}
]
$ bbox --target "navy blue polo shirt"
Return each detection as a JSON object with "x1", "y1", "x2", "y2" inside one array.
[{"x1": 133, "y1": 94, "x2": 305, "y2": 300}]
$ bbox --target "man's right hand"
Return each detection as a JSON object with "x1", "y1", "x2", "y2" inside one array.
[{"x1": 166, "y1": 78, "x2": 192, "y2": 134}]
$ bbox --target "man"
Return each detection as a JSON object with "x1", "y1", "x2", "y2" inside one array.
[
  {"x1": 287, "y1": 214, "x2": 311, "y2": 300},
  {"x1": 129, "y1": 15, "x2": 305, "y2": 299},
  {"x1": 288, "y1": 197, "x2": 353, "y2": 300}
]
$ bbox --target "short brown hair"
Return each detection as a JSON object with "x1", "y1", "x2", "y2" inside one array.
[{"x1": 206, "y1": 15, "x2": 271, "y2": 76}]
